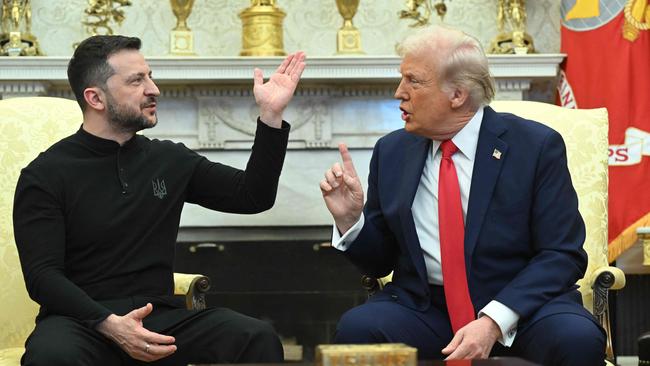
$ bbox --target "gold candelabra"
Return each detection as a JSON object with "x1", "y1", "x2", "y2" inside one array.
[
  {"x1": 487, "y1": 0, "x2": 534, "y2": 54},
  {"x1": 399, "y1": 0, "x2": 450, "y2": 27},
  {"x1": 335, "y1": 0, "x2": 364, "y2": 55},
  {"x1": 0, "y1": 0, "x2": 43, "y2": 56},
  {"x1": 170, "y1": 0, "x2": 196, "y2": 55},
  {"x1": 239, "y1": 0, "x2": 286, "y2": 57},
  {"x1": 74, "y1": 0, "x2": 131, "y2": 49},
  {"x1": 82, "y1": 0, "x2": 131, "y2": 35}
]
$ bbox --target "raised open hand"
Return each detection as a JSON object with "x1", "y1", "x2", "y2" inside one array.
[
  {"x1": 320, "y1": 143, "x2": 364, "y2": 234},
  {"x1": 253, "y1": 51, "x2": 306, "y2": 128}
]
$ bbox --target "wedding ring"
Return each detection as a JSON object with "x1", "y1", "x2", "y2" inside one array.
[{"x1": 145, "y1": 343, "x2": 150, "y2": 353}]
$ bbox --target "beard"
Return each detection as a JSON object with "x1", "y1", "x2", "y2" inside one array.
[{"x1": 105, "y1": 92, "x2": 157, "y2": 134}]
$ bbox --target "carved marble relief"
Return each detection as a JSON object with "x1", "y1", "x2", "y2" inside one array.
[{"x1": 193, "y1": 85, "x2": 401, "y2": 150}]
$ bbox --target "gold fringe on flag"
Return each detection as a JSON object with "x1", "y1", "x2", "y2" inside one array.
[{"x1": 608, "y1": 212, "x2": 650, "y2": 263}]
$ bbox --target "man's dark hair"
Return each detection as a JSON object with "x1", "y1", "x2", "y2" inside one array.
[{"x1": 67, "y1": 35, "x2": 142, "y2": 111}]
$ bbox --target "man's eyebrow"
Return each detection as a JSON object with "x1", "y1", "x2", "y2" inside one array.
[
  {"x1": 126, "y1": 71, "x2": 151, "y2": 81},
  {"x1": 400, "y1": 70, "x2": 418, "y2": 78}
]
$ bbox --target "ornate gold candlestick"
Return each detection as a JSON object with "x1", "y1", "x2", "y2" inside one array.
[
  {"x1": 487, "y1": 0, "x2": 535, "y2": 54},
  {"x1": 335, "y1": 0, "x2": 364, "y2": 55},
  {"x1": 0, "y1": 0, "x2": 43, "y2": 56},
  {"x1": 170, "y1": 0, "x2": 196, "y2": 55},
  {"x1": 239, "y1": 0, "x2": 286, "y2": 57}
]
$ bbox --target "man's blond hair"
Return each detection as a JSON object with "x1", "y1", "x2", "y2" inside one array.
[{"x1": 396, "y1": 25, "x2": 495, "y2": 109}]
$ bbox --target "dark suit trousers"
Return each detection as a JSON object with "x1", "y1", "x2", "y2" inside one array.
[
  {"x1": 335, "y1": 285, "x2": 606, "y2": 366},
  {"x1": 21, "y1": 305, "x2": 283, "y2": 366}
]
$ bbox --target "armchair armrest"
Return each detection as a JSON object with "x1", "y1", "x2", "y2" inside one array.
[
  {"x1": 361, "y1": 272, "x2": 393, "y2": 297},
  {"x1": 590, "y1": 266, "x2": 626, "y2": 291},
  {"x1": 588, "y1": 266, "x2": 626, "y2": 363},
  {"x1": 173, "y1": 273, "x2": 211, "y2": 311}
]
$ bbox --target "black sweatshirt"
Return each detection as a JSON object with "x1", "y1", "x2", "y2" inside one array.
[{"x1": 13, "y1": 119, "x2": 290, "y2": 328}]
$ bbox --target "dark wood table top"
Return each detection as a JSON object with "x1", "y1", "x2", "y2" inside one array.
[
  {"x1": 206, "y1": 357, "x2": 540, "y2": 366},
  {"x1": 419, "y1": 358, "x2": 540, "y2": 365}
]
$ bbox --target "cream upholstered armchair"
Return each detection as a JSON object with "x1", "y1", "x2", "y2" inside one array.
[
  {"x1": 490, "y1": 101, "x2": 625, "y2": 363},
  {"x1": 0, "y1": 97, "x2": 210, "y2": 366},
  {"x1": 362, "y1": 101, "x2": 626, "y2": 363}
]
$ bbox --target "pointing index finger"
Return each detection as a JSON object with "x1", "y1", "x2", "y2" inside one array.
[{"x1": 338, "y1": 142, "x2": 357, "y2": 178}]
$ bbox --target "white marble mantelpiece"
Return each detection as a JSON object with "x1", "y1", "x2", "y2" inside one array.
[
  {"x1": 0, "y1": 54, "x2": 565, "y2": 229},
  {"x1": 0, "y1": 54, "x2": 563, "y2": 87}
]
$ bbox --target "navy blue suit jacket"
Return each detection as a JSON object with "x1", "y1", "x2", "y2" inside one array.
[{"x1": 345, "y1": 106, "x2": 594, "y2": 330}]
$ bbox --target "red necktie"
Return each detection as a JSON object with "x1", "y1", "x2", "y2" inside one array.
[{"x1": 438, "y1": 140, "x2": 475, "y2": 333}]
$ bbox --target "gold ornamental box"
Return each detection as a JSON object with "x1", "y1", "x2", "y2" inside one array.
[{"x1": 315, "y1": 344, "x2": 417, "y2": 366}]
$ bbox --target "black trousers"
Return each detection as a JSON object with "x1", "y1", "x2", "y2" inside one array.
[{"x1": 22, "y1": 305, "x2": 284, "y2": 366}]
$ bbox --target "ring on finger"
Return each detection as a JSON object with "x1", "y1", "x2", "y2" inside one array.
[{"x1": 145, "y1": 343, "x2": 150, "y2": 353}]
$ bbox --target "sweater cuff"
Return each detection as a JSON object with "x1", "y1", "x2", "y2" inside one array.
[
  {"x1": 257, "y1": 117, "x2": 291, "y2": 132},
  {"x1": 85, "y1": 308, "x2": 114, "y2": 329}
]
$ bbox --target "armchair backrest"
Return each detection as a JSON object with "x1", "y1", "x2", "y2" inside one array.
[
  {"x1": 489, "y1": 101, "x2": 609, "y2": 313},
  {"x1": 0, "y1": 97, "x2": 81, "y2": 349}
]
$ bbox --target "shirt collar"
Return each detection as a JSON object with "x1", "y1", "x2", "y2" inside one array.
[
  {"x1": 75, "y1": 125, "x2": 140, "y2": 155},
  {"x1": 432, "y1": 106, "x2": 484, "y2": 161}
]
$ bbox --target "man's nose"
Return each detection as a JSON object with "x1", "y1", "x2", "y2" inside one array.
[
  {"x1": 394, "y1": 79, "x2": 407, "y2": 100},
  {"x1": 145, "y1": 78, "x2": 160, "y2": 96}
]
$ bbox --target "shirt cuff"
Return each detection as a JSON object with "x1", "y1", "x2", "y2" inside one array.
[
  {"x1": 478, "y1": 300, "x2": 519, "y2": 347},
  {"x1": 330, "y1": 214, "x2": 365, "y2": 251}
]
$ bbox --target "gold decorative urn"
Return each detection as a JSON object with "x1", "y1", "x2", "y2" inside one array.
[
  {"x1": 170, "y1": 0, "x2": 196, "y2": 55},
  {"x1": 335, "y1": 0, "x2": 364, "y2": 54},
  {"x1": 239, "y1": 0, "x2": 286, "y2": 57}
]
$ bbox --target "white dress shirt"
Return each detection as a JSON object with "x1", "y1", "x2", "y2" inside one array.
[{"x1": 332, "y1": 107, "x2": 519, "y2": 346}]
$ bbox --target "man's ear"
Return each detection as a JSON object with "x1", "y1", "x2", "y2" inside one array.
[
  {"x1": 449, "y1": 87, "x2": 469, "y2": 109},
  {"x1": 83, "y1": 87, "x2": 106, "y2": 112}
]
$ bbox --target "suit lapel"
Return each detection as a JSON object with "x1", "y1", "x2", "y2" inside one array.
[
  {"x1": 398, "y1": 135, "x2": 431, "y2": 283},
  {"x1": 465, "y1": 107, "x2": 508, "y2": 272}
]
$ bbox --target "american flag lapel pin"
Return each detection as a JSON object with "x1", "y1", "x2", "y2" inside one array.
[{"x1": 492, "y1": 148, "x2": 502, "y2": 160}]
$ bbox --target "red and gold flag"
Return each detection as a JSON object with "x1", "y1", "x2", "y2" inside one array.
[{"x1": 559, "y1": 0, "x2": 650, "y2": 262}]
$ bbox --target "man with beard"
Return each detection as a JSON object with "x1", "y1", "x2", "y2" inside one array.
[{"x1": 13, "y1": 35, "x2": 305, "y2": 365}]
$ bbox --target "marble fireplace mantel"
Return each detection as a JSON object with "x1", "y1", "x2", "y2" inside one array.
[
  {"x1": 0, "y1": 54, "x2": 563, "y2": 97},
  {"x1": 0, "y1": 54, "x2": 565, "y2": 233}
]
